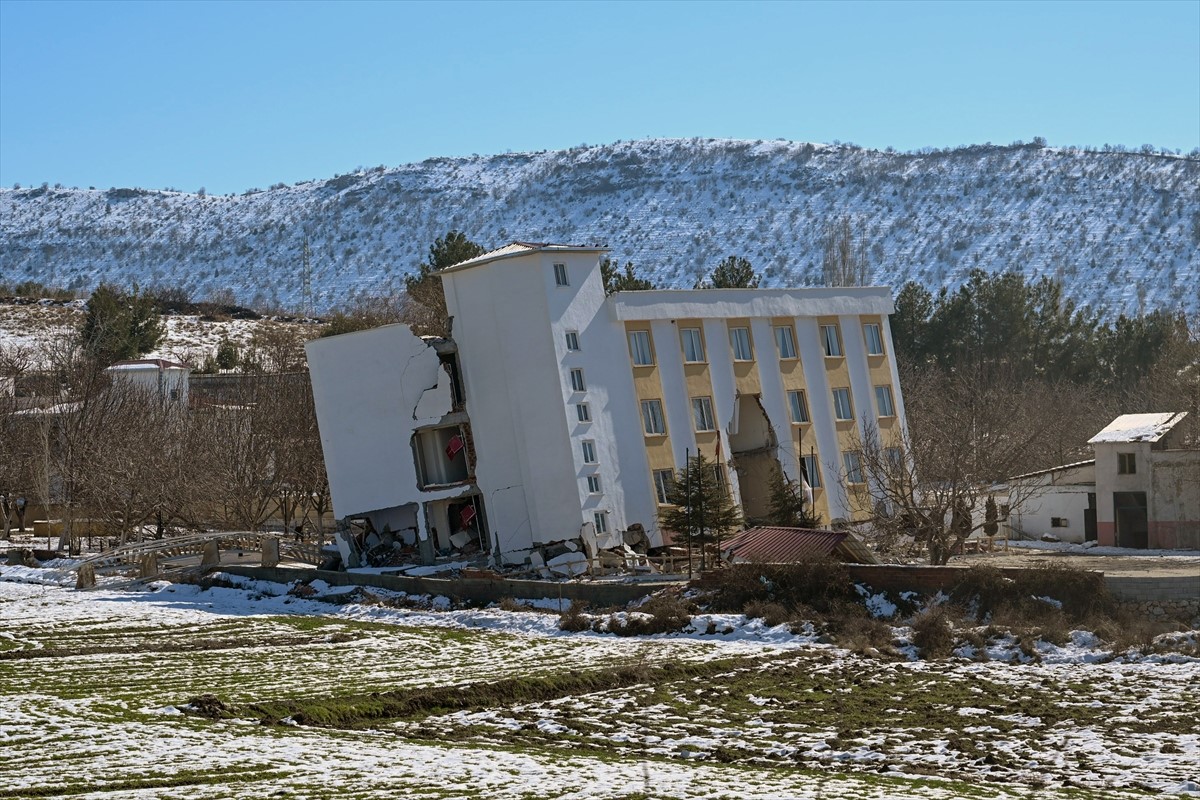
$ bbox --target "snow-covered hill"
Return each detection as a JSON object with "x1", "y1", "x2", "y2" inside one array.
[{"x1": 2, "y1": 139, "x2": 1197, "y2": 317}]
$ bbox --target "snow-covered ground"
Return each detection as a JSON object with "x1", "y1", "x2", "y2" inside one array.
[{"x1": 1, "y1": 564, "x2": 1197, "y2": 798}]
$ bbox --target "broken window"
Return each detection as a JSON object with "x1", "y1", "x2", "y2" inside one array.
[
  {"x1": 653, "y1": 469, "x2": 674, "y2": 504},
  {"x1": 822, "y1": 324, "x2": 843, "y2": 357},
  {"x1": 875, "y1": 385, "x2": 895, "y2": 417},
  {"x1": 413, "y1": 426, "x2": 471, "y2": 489},
  {"x1": 692, "y1": 396, "x2": 715, "y2": 432},
  {"x1": 1118, "y1": 453, "x2": 1136, "y2": 474},
  {"x1": 641, "y1": 399, "x2": 665, "y2": 435},
  {"x1": 802, "y1": 454, "x2": 822, "y2": 489},
  {"x1": 787, "y1": 390, "x2": 810, "y2": 423},
  {"x1": 681, "y1": 328, "x2": 705, "y2": 363},
  {"x1": 774, "y1": 325, "x2": 797, "y2": 359},
  {"x1": 554, "y1": 263, "x2": 569, "y2": 286},
  {"x1": 628, "y1": 330, "x2": 654, "y2": 366},
  {"x1": 729, "y1": 327, "x2": 752, "y2": 361},
  {"x1": 863, "y1": 323, "x2": 885, "y2": 355},
  {"x1": 832, "y1": 388, "x2": 854, "y2": 421},
  {"x1": 569, "y1": 368, "x2": 586, "y2": 392},
  {"x1": 1051, "y1": 517, "x2": 1069, "y2": 528}
]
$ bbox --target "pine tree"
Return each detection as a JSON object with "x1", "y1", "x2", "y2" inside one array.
[
  {"x1": 403, "y1": 231, "x2": 485, "y2": 336},
  {"x1": 657, "y1": 452, "x2": 742, "y2": 571},
  {"x1": 983, "y1": 495, "x2": 999, "y2": 537},
  {"x1": 601, "y1": 258, "x2": 656, "y2": 294},
  {"x1": 704, "y1": 255, "x2": 760, "y2": 288},
  {"x1": 765, "y1": 464, "x2": 821, "y2": 528},
  {"x1": 79, "y1": 283, "x2": 165, "y2": 365}
]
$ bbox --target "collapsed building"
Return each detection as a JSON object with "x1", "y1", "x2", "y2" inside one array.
[{"x1": 305, "y1": 243, "x2": 908, "y2": 573}]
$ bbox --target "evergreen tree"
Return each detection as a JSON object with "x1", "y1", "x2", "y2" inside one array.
[
  {"x1": 215, "y1": 338, "x2": 239, "y2": 370},
  {"x1": 657, "y1": 452, "x2": 742, "y2": 571},
  {"x1": 402, "y1": 231, "x2": 486, "y2": 337},
  {"x1": 79, "y1": 283, "x2": 165, "y2": 365},
  {"x1": 704, "y1": 255, "x2": 760, "y2": 288},
  {"x1": 601, "y1": 258, "x2": 656, "y2": 294},
  {"x1": 983, "y1": 495, "x2": 999, "y2": 537},
  {"x1": 764, "y1": 464, "x2": 821, "y2": 528}
]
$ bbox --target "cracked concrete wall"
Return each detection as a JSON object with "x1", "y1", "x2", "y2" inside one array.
[{"x1": 305, "y1": 324, "x2": 459, "y2": 525}]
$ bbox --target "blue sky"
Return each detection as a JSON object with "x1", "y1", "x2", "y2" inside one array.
[{"x1": 1, "y1": 0, "x2": 1197, "y2": 195}]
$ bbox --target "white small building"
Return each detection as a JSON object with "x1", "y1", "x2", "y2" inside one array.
[
  {"x1": 307, "y1": 243, "x2": 909, "y2": 565},
  {"x1": 105, "y1": 359, "x2": 191, "y2": 405},
  {"x1": 1005, "y1": 412, "x2": 1199, "y2": 549}
]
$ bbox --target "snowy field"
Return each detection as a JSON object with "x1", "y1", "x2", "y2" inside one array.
[{"x1": 1, "y1": 565, "x2": 1197, "y2": 799}]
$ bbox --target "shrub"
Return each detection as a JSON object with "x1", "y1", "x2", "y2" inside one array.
[
  {"x1": 743, "y1": 601, "x2": 792, "y2": 628},
  {"x1": 557, "y1": 600, "x2": 591, "y2": 632},
  {"x1": 826, "y1": 602, "x2": 896, "y2": 656},
  {"x1": 600, "y1": 594, "x2": 694, "y2": 636},
  {"x1": 951, "y1": 563, "x2": 1113, "y2": 624},
  {"x1": 706, "y1": 559, "x2": 856, "y2": 614},
  {"x1": 912, "y1": 605, "x2": 954, "y2": 659}
]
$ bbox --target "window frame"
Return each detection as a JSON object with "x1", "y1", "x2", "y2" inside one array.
[
  {"x1": 843, "y1": 451, "x2": 865, "y2": 484},
  {"x1": 774, "y1": 325, "x2": 797, "y2": 359},
  {"x1": 640, "y1": 399, "x2": 666, "y2": 435},
  {"x1": 653, "y1": 469, "x2": 674, "y2": 504},
  {"x1": 802, "y1": 454, "x2": 822, "y2": 489},
  {"x1": 729, "y1": 326, "x2": 753, "y2": 361},
  {"x1": 581, "y1": 440, "x2": 597, "y2": 464},
  {"x1": 628, "y1": 330, "x2": 654, "y2": 366},
  {"x1": 874, "y1": 385, "x2": 896, "y2": 417},
  {"x1": 553, "y1": 262, "x2": 569, "y2": 286},
  {"x1": 575, "y1": 403, "x2": 591, "y2": 423},
  {"x1": 593, "y1": 511, "x2": 609, "y2": 534},
  {"x1": 569, "y1": 368, "x2": 586, "y2": 392},
  {"x1": 587, "y1": 475, "x2": 602, "y2": 494},
  {"x1": 863, "y1": 323, "x2": 885, "y2": 356},
  {"x1": 832, "y1": 387, "x2": 854, "y2": 421},
  {"x1": 821, "y1": 324, "x2": 843, "y2": 357},
  {"x1": 691, "y1": 396, "x2": 716, "y2": 432},
  {"x1": 787, "y1": 389, "x2": 810, "y2": 424},
  {"x1": 565, "y1": 330, "x2": 580, "y2": 351},
  {"x1": 680, "y1": 327, "x2": 705, "y2": 363},
  {"x1": 1118, "y1": 453, "x2": 1136, "y2": 475}
]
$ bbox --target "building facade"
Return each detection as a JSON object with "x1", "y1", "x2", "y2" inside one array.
[{"x1": 307, "y1": 243, "x2": 908, "y2": 565}]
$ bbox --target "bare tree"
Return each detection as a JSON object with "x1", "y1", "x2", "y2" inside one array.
[{"x1": 822, "y1": 215, "x2": 870, "y2": 287}]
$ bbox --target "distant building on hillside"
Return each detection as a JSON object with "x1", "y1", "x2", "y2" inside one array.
[
  {"x1": 305, "y1": 243, "x2": 908, "y2": 565},
  {"x1": 105, "y1": 359, "x2": 191, "y2": 405}
]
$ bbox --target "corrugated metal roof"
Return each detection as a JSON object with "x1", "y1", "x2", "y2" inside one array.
[
  {"x1": 1087, "y1": 412, "x2": 1187, "y2": 444},
  {"x1": 1007, "y1": 458, "x2": 1096, "y2": 482},
  {"x1": 107, "y1": 358, "x2": 192, "y2": 370},
  {"x1": 721, "y1": 526, "x2": 877, "y2": 564}
]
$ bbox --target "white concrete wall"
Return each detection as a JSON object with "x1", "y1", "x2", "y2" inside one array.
[
  {"x1": 795, "y1": 317, "x2": 847, "y2": 520},
  {"x1": 304, "y1": 325, "x2": 461, "y2": 525},
  {"x1": 1010, "y1": 486, "x2": 1093, "y2": 543}
]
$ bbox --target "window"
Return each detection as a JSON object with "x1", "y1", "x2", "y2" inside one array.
[
  {"x1": 691, "y1": 396, "x2": 715, "y2": 432},
  {"x1": 576, "y1": 403, "x2": 591, "y2": 423},
  {"x1": 787, "y1": 390, "x2": 810, "y2": 423},
  {"x1": 653, "y1": 469, "x2": 674, "y2": 504},
  {"x1": 680, "y1": 327, "x2": 705, "y2": 362},
  {"x1": 593, "y1": 511, "x2": 609, "y2": 533},
  {"x1": 863, "y1": 323, "x2": 884, "y2": 356},
  {"x1": 729, "y1": 327, "x2": 752, "y2": 361},
  {"x1": 1118, "y1": 453, "x2": 1136, "y2": 474},
  {"x1": 587, "y1": 475, "x2": 602, "y2": 494},
  {"x1": 581, "y1": 440, "x2": 597, "y2": 464},
  {"x1": 712, "y1": 465, "x2": 727, "y2": 494},
  {"x1": 821, "y1": 324, "x2": 843, "y2": 357},
  {"x1": 801, "y1": 454, "x2": 822, "y2": 489},
  {"x1": 885, "y1": 447, "x2": 903, "y2": 470},
  {"x1": 875, "y1": 385, "x2": 895, "y2": 417},
  {"x1": 1051, "y1": 517, "x2": 1068, "y2": 528},
  {"x1": 628, "y1": 330, "x2": 654, "y2": 366},
  {"x1": 774, "y1": 325, "x2": 797, "y2": 359},
  {"x1": 843, "y1": 451, "x2": 865, "y2": 484},
  {"x1": 640, "y1": 399, "x2": 665, "y2": 435},
  {"x1": 569, "y1": 368, "x2": 586, "y2": 392},
  {"x1": 565, "y1": 331, "x2": 580, "y2": 351},
  {"x1": 553, "y1": 263, "x2": 569, "y2": 286},
  {"x1": 832, "y1": 388, "x2": 854, "y2": 421}
]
